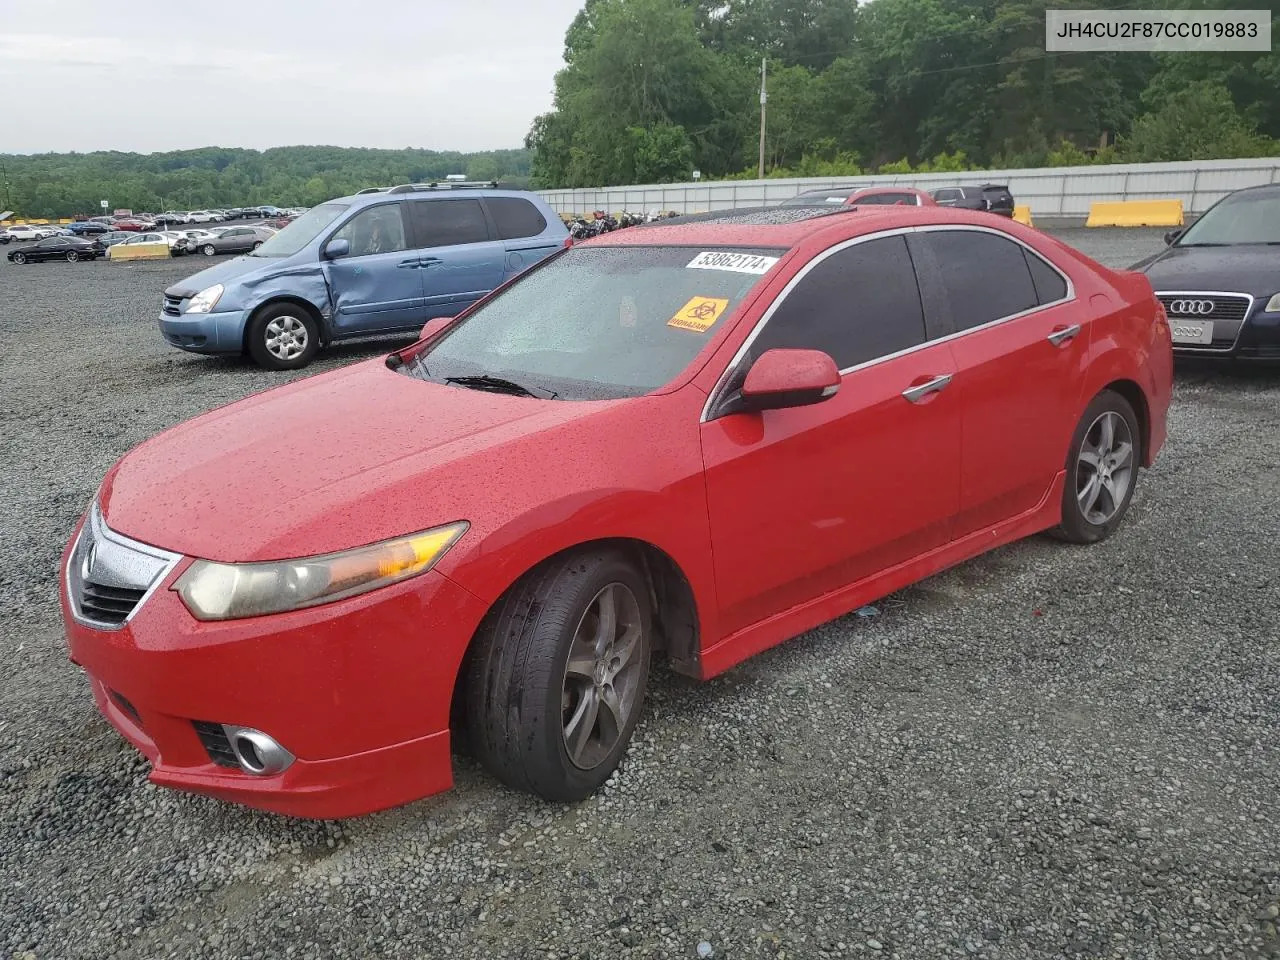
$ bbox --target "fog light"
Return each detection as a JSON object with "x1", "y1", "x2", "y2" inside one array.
[{"x1": 224, "y1": 725, "x2": 294, "y2": 776}]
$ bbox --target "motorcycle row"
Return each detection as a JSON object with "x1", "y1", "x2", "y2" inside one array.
[{"x1": 562, "y1": 209, "x2": 682, "y2": 240}]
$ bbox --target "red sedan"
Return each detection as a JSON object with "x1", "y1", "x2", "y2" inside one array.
[{"x1": 60, "y1": 206, "x2": 1173, "y2": 818}]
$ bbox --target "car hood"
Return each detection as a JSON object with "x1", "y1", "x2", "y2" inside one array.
[
  {"x1": 100, "y1": 359, "x2": 621, "y2": 563},
  {"x1": 163, "y1": 254, "x2": 290, "y2": 299},
  {"x1": 1133, "y1": 244, "x2": 1280, "y2": 297}
]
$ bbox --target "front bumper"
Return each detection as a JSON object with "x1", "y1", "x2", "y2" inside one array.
[
  {"x1": 158, "y1": 307, "x2": 250, "y2": 354},
  {"x1": 60, "y1": 527, "x2": 490, "y2": 819}
]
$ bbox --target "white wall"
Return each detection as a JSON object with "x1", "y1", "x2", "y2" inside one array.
[{"x1": 537, "y1": 157, "x2": 1280, "y2": 217}]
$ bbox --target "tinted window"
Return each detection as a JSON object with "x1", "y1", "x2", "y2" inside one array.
[
  {"x1": 486, "y1": 197, "x2": 548, "y2": 240},
  {"x1": 408, "y1": 199, "x2": 490, "y2": 248},
  {"x1": 751, "y1": 235, "x2": 926, "y2": 370},
  {"x1": 407, "y1": 245, "x2": 785, "y2": 400},
  {"x1": 918, "y1": 230, "x2": 1038, "y2": 331},
  {"x1": 934, "y1": 189, "x2": 961, "y2": 202},
  {"x1": 332, "y1": 205, "x2": 408, "y2": 257},
  {"x1": 1024, "y1": 249, "x2": 1068, "y2": 304}
]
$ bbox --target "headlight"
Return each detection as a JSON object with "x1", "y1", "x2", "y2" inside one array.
[
  {"x1": 175, "y1": 521, "x2": 468, "y2": 621},
  {"x1": 186, "y1": 283, "x2": 224, "y2": 314},
  {"x1": 1264, "y1": 293, "x2": 1280, "y2": 313}
]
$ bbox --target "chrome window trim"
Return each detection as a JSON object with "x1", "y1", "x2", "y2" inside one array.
[
  {"x1": 1154, "y1": 290, "x2": 1254, "y2": 353},
  {"x1": 66, "y1": 502, "x2": 183, "y2": 632},
  {"x1": 700, "y1": 223, "x2": 1077, "y2": 423}
]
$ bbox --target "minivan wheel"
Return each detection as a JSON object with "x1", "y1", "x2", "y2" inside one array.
[
  {"x1": 201, "y1": 244, "x2": 216, "y2": 256},
  {"x1": 1052, "y1": 389, "x2": 1141, "y2": 544},
  {"x1": 246, "y1": 304, "x2": 319, "y2": 371},
  {"x1": 466, "y1": 548, "x2": 652, "y2": 801}
]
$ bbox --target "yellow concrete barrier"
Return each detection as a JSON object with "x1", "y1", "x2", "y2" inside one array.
[
  {"x1": 1013, "y1": 205, "x2": 1034, "y2": 227},
  {"x1": 108, "y1": 242, "x2": 171, "y2": 261},
  {"x1": 1086, "y1": 199, "x2": 1183, "y2": 228}
]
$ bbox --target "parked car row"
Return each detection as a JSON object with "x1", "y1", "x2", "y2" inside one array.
[{"x1": 781, "y1": 183, "x2": 1015, "y2": 216}]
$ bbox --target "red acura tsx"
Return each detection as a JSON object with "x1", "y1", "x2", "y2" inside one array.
[{"x1": 61, "y1": 206, "x2": 1173, "y2": 818}]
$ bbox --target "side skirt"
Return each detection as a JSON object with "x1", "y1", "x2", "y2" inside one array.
[{"x1": 698, "y1": 471, "x2": 1066, "y2": 679}]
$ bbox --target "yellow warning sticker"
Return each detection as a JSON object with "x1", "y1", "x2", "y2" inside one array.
[{"x1": 667, "y1": 296, "x2": 729, "y2": 333}]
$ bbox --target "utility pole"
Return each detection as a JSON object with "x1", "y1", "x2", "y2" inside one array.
[{"x1": 758, "y1": 57, "x2": 768, "y2": 179}]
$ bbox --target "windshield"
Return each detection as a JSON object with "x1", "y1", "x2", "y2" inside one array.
[
  {"x1": 1176, "y1": 191, "x2": 1280, "y2": 246},
  {"x1": 403, "y1": 245, "x2": 787, "y2": 400},
  {"x1": 249, "y1": 202, "x2": 349, "y2": 257}
]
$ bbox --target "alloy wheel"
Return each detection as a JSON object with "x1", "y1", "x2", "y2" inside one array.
[
  {"x1": 561, "y1": 582, "x2": 645, "y2": 770},
  {"x1": 66, "y1": 251, "x2": 78, "y2": 262},
  {"x1": 1076, "y1": 411, "x2": 1134, "y2": 525},
  {"x1": 264, "y1": 315, "x2": 309, "y2": 362}
]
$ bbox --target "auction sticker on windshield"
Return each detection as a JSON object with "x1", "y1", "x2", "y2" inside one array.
[
  {"x1": 668, "y1": 296, "x2": 730, "y2": 332},
  {"x1": 686, "y1": 251, "x2": 779, "y2": 274}
]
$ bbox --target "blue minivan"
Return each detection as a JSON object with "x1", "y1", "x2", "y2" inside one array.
[{"x1": 159, "y1": 183, "x2": 569, "y2": 369}]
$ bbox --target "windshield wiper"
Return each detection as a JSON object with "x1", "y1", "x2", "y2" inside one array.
[{"x1": 444, "y1": 375, "x2": 557, "y2": 400}]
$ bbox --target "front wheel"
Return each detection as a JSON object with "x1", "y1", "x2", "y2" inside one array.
[
  {"x1": 466, "y1": 548, "x2": 652, "y2": 801},
  {"x1": 201, "y1": 244, "x2": 216, "y2": 256},
  {"x1": 13, "y1": 252, "x2": 26, "y2": 264},
  {"x1": 1053, "y1": 390, "x2": 1142, "y2": 544},
  {"x1": 246, "y1": 304, "x2": 319, "y2": 370},
  {"x1": 66, "y1": 251, "x2": 79, "y2": 262}
]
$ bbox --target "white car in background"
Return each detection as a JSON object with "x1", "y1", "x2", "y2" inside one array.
[
  {"x1": 1, "y1": 224, "x2": 57, "y2": 243},
  {"x1": 188, "y1": 210, "x2": 223, "y2": 223}
]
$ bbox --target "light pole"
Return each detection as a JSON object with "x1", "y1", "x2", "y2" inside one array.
[{"x1": 757, "y1": 57, "x2": 768, "y2": 179}]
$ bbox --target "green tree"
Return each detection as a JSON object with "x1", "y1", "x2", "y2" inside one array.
[{"x1": 1120, "y1": 81, "x2": 1274, "y2": 162}]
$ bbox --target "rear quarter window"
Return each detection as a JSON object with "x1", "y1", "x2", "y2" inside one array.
[{"x1": 486, "y1": 197, "x2": 549, "y2": 240}]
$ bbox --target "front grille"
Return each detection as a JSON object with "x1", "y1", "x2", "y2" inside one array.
[
  {"x1": 193, "y1": 721, "x2": 240, "y2": 769},
  {"x1": 1156, "y1": 293, "x2": 1251, "y2": 324},
  {"x1": 67, "y1": 504, "x2": 180, "y2": 630},
  {"x1": 163, "y1": 296, "x2": 183, "y2": 317},
  {"x1": 80, "y1": 581, "x2": 146, "y2": 625},
  {"x1": 1156, "y1": 292, "x2": 1253, "y2": 350}
]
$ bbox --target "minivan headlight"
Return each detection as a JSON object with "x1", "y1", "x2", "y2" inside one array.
[
  {"x1": 186, "y1": 284, "x2": 224, "y2": 314},
  {"x1": 175, "y1": 522, "x2": 468, "y2": 621},
  {"x1": 1264, "y1": 293, "x2": 1280, "y2": 313}
]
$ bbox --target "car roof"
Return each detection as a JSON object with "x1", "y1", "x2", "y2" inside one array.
[
  {"x1": 333, "y1": 186, "x2": 536, "y2": 206},
  {"x1": 583, "y1": 204, "x2": 1016, "y2": 250}
]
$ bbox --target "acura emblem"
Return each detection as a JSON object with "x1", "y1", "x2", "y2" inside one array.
[{"x1": 1168, "y1": 298, "x2": 1215, "y2": 316}]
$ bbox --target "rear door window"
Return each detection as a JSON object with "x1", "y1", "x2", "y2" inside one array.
[
  {"x1": 408, "y1": 199, "x2": 491, "y2": 248},
  {"x1": 1023, "y1": 249, "x2": 1069, "y2": 305},
  {"x1": 916, "y1": 229, "x2": 1039, "y2": 331},
  {"x1": 485, "y1": 197, "x2": 548, "y2": 240},
  {"x1": 750, "y1": 235, "x2": 926, "y2": 369}
]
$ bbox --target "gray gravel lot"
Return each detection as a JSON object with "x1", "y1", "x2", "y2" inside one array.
[{"x1": 1, "y1": 228, "x2": 1277, "y2": 960}]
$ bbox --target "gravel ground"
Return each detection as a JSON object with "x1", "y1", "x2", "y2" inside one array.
[{"x1": 1, "y1": 229, "x2": 1277, "y2": 960}]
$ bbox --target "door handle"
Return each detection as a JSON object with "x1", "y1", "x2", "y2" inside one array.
[
  {"x1": 901, "y1": 374, "x2": 953, "y2": 404},
  {"x1": 397, "y1": 258, "x2": 421, "y2": 269},
  {"x1": 1047, "y1": 324, "x2": 1081, "y2": 346},
  {"x1": 418, "y1": 256, "x2": 442, "y2": 267}
]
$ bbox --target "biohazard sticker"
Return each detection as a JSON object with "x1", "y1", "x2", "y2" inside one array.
[
  {"x1": 668, "y1": 296, "x2": 729, "y2": 332},
  {"x1": 686, "y1": 251, "x2": 779, "y2": 274}
]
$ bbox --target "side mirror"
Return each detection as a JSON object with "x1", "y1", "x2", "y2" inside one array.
[
  {"x1": 419, "y1": 315, "x2": 456, "y2": 341},
  {"x1": 1163, "y1": 229, "x2": 1183, "y2": 246},
  {"x1": 739, "y1": 348, "x2": 840, "y2": 413},
  {"x1": 324, "y1": 237, "x2": 350, "y2": 259}
]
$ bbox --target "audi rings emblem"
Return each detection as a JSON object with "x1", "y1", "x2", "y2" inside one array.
[{"x1": 1168, "y1": 299, "x2": 1215, "y2": 316}]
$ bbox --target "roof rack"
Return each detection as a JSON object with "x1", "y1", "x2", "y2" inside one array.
[
  {"x1": 386, "y1": 180, "x2": 504, "y2": 195},
  {"x1": 355, "y1": 186, "x2": 389, "y2": 195}
]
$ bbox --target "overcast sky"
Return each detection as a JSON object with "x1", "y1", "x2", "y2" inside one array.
[{"x1": 0, "y1": 0, "x2": 583, "y2": 155}]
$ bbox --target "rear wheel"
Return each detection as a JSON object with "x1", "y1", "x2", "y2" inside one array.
[
  {"x1": 466, "y1": 548, "x2": 652, "y2": 801},
  {"x1": 201, "y1": 244, "x2": 216, "y2": 256},
  {"x1": 251, "y1": 240, "x2": 263, "y2": 250},
  {"x1": 246, "y1": 303, "x2": 319, "y2": 370},
  {"x1": 1053, "y1": 390, "x2": 1141, "y2": 544}
]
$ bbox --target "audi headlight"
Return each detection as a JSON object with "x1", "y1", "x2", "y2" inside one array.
[
  {"x1": 175, "y1": 522, "x2": 468, "y2": 621},
  {"x1": 186, "y1": 283, "x2": 224, "y2": 314},
  {"x1": 1264, "y1": 293, "x2": 1280, "y2": 313}
]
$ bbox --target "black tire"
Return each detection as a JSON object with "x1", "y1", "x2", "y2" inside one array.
[
  {"x1": 66, "y1": 251, "x2": 78, "y2": 262},
  {"x1": 251, "y1": 240, "x2": 263, "y2": 250},
  {"x1": 245, "y1": 303, "x2": 320, "y2": 371},
  {"x1": 13, "y1": 252, "x2": 26, "y2": 264},
  {"x1": 201, "y1": 244, "x2": 216, "y2": 256},
  {"x1": 466, "y1": 548, "x2": 653, "y2": 801},
  {"x1": 1053, "y1": 389, "x2": 1142, "y2": 544}
]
